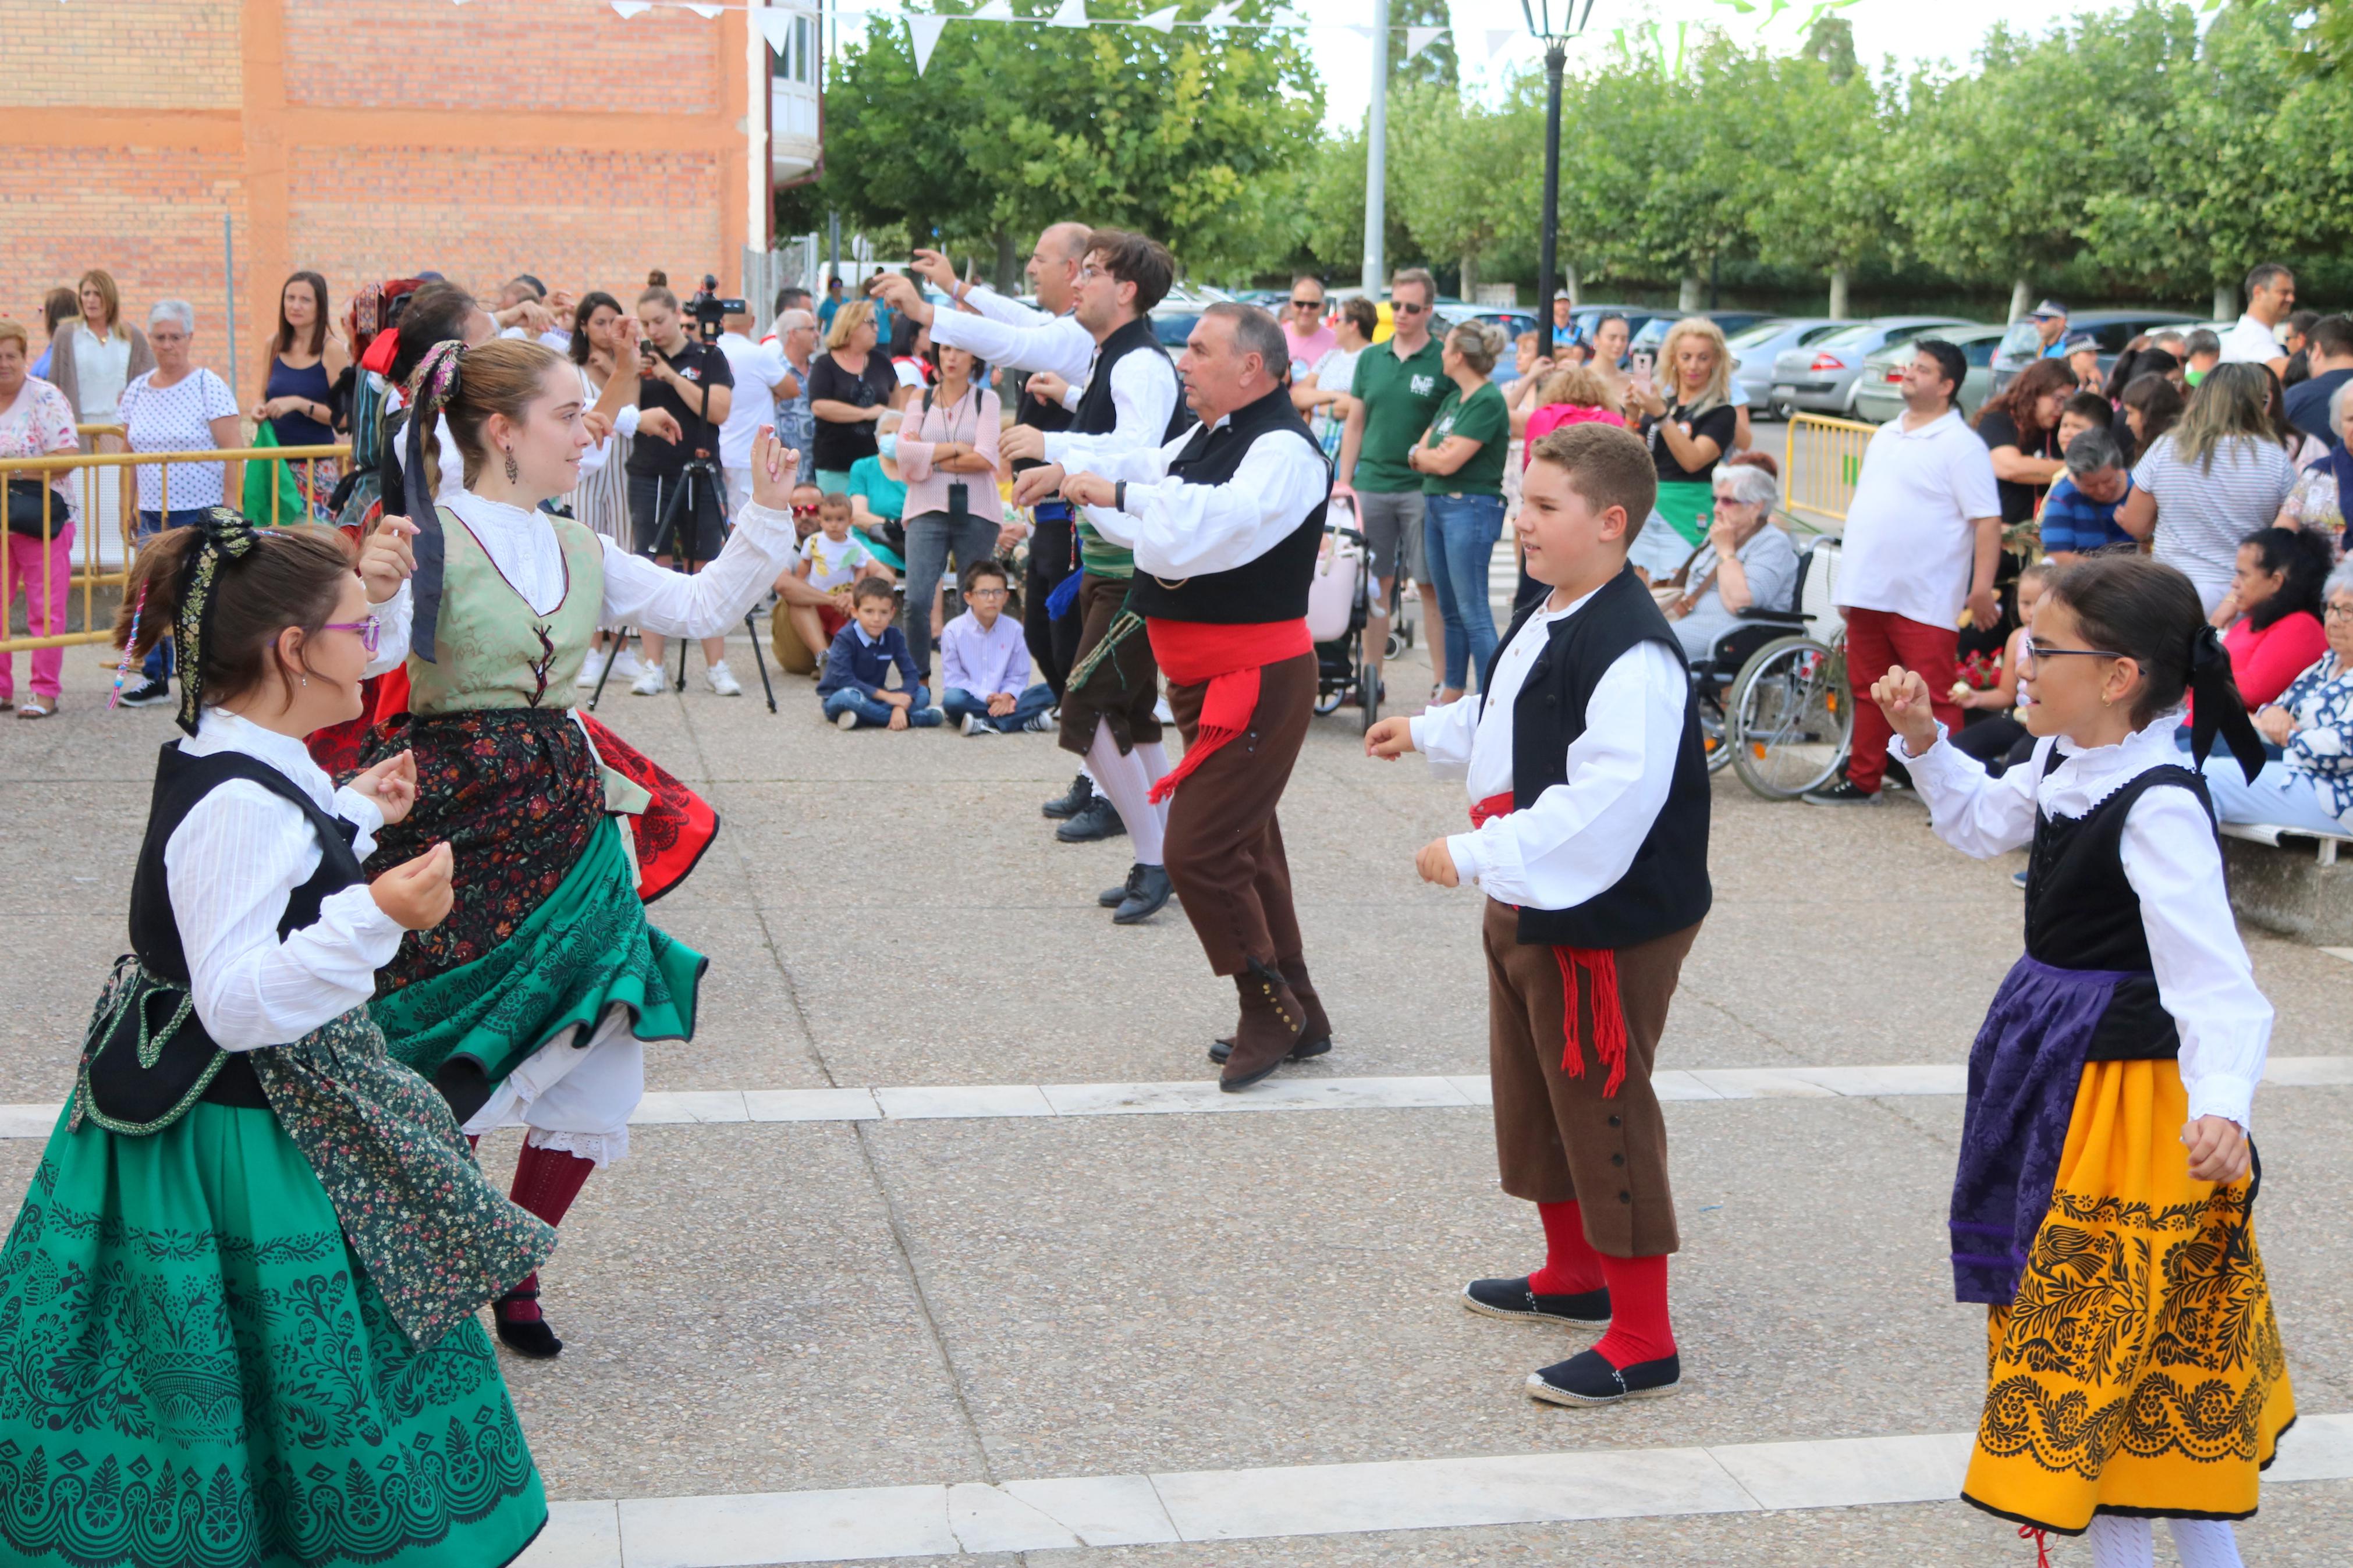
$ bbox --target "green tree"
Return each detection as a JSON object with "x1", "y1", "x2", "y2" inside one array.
[
  {"x1": 1386, "y1": 83, "x2": 1540, "y2": 299},
  {"x1": 1387, "y1": 0, "x2": 1458, "y2": 91},
  {"x1": 1743, "y1": 49, "x2": 1892, "y2": 315}
]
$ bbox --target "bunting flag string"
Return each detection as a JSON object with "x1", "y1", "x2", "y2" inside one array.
[
  {"x1": 906, "y1": 10, "x2": 949, "y2": 70},
  {"x1": 1404, "y1": 24, "x2": 1443, "y2": 61},
  {"x1": 590, "y1": 0, "x2": 1481, "y2": 51}
]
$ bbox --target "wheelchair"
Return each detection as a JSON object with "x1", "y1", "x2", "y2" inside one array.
[
  {"x1": 1688, "y1": 534, "x2": 1853, "y2": 801},
  {"x1": 1308, "y1": 499, "x2": 1387, "y2": 734}
]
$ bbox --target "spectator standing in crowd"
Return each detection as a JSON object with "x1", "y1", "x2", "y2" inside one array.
[
  {"x1": 2038, "y1": 428, "x2": 2136, "y2": 561},
  {"x1": 494, "y1": 275, "x2": 573, "y2": 351},
  {"x1": 771, "y1": 285, "x2": 813, "y2": 321},
  {"x1": 1626, "y1": 317, "x2": 1738, "y2": 552},
  {"x1": 2117, "y1": 371, "x2": 2186, "y2": 463},
  {"x1": 1410, "y1": 319, "x2": 1513, "y2": 700},
  {"x1": 1292, "y1": 296, "x2": 1376, "y2": 460},
  {"x1": 2280, "y1": 385, "x2": 2353, "y2": 543},
  {"x1": 1280, "y1": 275, "x2": 1335, "y2": 380},
  {"x1": 0, "y1": 319, "x2": 80, "y2": 719},
  {"x1": 627, "y1": 282, "x2": 740, "y2": 696},
  {"x1": 889, "y1": 315, "x2": 934, "y2": 392},
  {"x1": 2054, "y1": 391, "x2": 2111, "y2": 458},
  {"x1": 1976, "y1": 358, "x2": 2075, "y2": 530},
  {"x1": 47, "y1": 268, "x2": 153, "y2": 447},
  {"x1": 1337, "y1": 268, "x2": 1451, "y2": 705},
  {"x1": 566, "y1": 290, "x2": 645, "y2": 693},
  {"x1": 817, "y1": 276, "x2": 847, "y2": 333},
  {"x1": 29, "y1": 287, "x2": 76, "y2": 381},
  {"x1": 1805, "y1": 339, "x2": 2000, "y2": 805},
  {"x1": 1550, "y1": 289, "x2": 1574, "y2": 343},
  {"x1": 2025, "y1": 299, "x2": 2068, "y2": 357},
  {"x1": 2061, "y1": 332, "x2": 2103, "y2": 393},
  {"x1": 2183, "y1": 329, "x2": 2223, "y2": 386},
  {"x1": 2210, "y1": 527, "x2": 2330, "y2": 713},
  {"x1": 2203, "y1": 560, "x2": 2353, "y2": 836},
  {"x1": 2118, "y1": 363, "x2": 2298, "y2": 616},
  {"x1": 819, "y1": 577, "x2": 942, "y2": 730},
  {"x1": 895, "y1": 343, "x2": 1003, "y2": 679},
  {"x1": 1660, "y1": 452, "x2": 1800, "y2": 662},
  {"x1": 2220, "y1": 263, "x2": 2295, "y2": 376},
  {"x1": 1589, "y1": 313, "x2": 1632, "y2": 393},
  {"x1": 2284, "y1": 315, "x2": 2353, "y2": 449},
  {"x1": 113, "y1": 299, "x2": 240, "y2": 707},
  {"x1": 807, "y1": 299, "x2": 896, "y2": 493},
  {"x1": 253, "y1": 268, "x2": 346, "y2": 453},
  {"x1": 2281, "y1": 309, "x2": 2320, "y2": 385},
  {"x1": 941, "y1": 559, "x2": 1055, "y2": 736},
  {"x1": 769, "y1": 307, "x2": 819, "y2": 483},
  {"x1": 1521, "y1": 363, "x2": 1626, "y2": 443},
  {"x1": 715, "y1": 305, "x2": 796, "y2": 517}
]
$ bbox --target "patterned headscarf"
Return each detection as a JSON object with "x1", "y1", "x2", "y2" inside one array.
[
  {"x1": 171, "y1": 507, "x2": 261, "y2": 735},
  {"x1": 400, "y1": 339, "x2": 465, "y2": 665}
]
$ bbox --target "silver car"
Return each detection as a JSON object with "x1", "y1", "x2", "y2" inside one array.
[
  {"x1": 1851, "y1": 324, "x2": 2005, "y2": 423},
  {"x1": 1726, "y1": 318, "x2": 1848, "y2": 416},
  {"x1": 1769, "y1": 316, "x2": 1972, "y2": 416}
]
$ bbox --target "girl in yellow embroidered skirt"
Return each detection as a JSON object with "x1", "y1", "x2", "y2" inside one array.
[{"x1": 1867, "y1": 553, "x2": 2293, "y2": 1566}]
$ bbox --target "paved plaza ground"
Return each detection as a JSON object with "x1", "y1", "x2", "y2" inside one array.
[{"x1": 3, "y1": 620, "x2": 2350, "y2": 1567}]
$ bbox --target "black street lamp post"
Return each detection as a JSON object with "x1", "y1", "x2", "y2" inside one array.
[{"x1": 1524, "y1": 0, "x2": 1595, "y2": 360}]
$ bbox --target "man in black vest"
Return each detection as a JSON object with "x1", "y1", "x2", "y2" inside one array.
[
  {"x1": 1366, "y1": 423, "x2": 1710, "y2": 1409},
  {"x1": 1003, "y1": 230, "x2": 1188, "y2": 916},
  {"x1": 1042, "y1": 304, "x2": 1335, "y2": 1091}
]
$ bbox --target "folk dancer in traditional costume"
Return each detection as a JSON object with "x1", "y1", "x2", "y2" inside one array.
[
  {"x1": 0, "y1": 513, "x2": 555, "y2": 1565},
  {"x1": 1044, "y1": 304, "x2": 1334, "y2": 1088},
  {"x1": 1368, "y1": 424, "x2": 1710, "y2": 1406},
  {"x1": 354, "y1": 338, "x2": 803, "y2": 1357},
  {"x1": 1869, "y1": 552, "x2": 2291, "y2": 1567}
]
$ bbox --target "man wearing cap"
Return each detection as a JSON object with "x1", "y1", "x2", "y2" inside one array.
[
  {"x1": 1550, "y1": 290, "x2": 1574, "y2": 346},
  {"x1": 2061, "y1": 332, "x2": 2103, "y2": 393},
  {"x1": 2027, "y1": 300, "x2": 2068, "y2": 358}
]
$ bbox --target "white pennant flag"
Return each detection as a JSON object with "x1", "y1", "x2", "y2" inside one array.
[
  {"x1": 1406, "y1": 24, "x2": 1445, "y2": 61},
  {"x1": 974, "y1": 0, "x2": 1013, "y2": 17},
  {"x1": 1344, "y1": 23, "x2": 1372, "y2": 39},
  {"x1": 1138, "y1": 4, "x2": 1179, "y2": 31},
  {"x1": 907, "y1": 12, "x2": 949, "y2": 71},
  {"x1": 1202, "y1": 1, "x2": 1238, "y2": 24},
  {"x1": 1049, "y1": 0, "x2": 1088, "y2": 25},
  {"x1": 757, "y1": 7, "x2": 796, "y2": 50},
  {"x1": 1269, "y1": 6, "x2": 1309, "y2": 26},
  {"x1": 685, "y1": 2, "x2": 722, "y2": 16},
  {"x1": 611, "y1": 1, "x2": 652, "y2": 16},
  {"x1": 1484, "y1": 26, "x2": 1517, "y2": 58}
]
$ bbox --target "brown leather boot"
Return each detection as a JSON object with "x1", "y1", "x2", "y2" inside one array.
[
  {"x1": 1219, "y1": 959, "x2": 1307, "y2": 1091},
  {"x1": 1207, "y1": 955, "x2": 1332, "y2": 1065}
]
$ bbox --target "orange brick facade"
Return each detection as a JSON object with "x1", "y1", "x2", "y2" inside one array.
[{"x1": 2, "y1": 0, "x2": 757, "y2": 395}]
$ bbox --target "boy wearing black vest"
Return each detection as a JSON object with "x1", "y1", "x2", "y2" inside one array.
[{"x1": 1367, "y1": 423, "x2": 1712, "y2": 1406}]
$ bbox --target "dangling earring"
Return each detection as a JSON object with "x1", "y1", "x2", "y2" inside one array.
[{"x1": 504, "y1": 447, "x2": 520, "y2": 485}]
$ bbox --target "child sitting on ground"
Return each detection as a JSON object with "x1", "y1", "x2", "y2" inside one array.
[
  {"x1": 818, "y1": 576, "x2": 939, "y2": 731},
  {"x1": 784, "y1": 493, "x2": 882, "y2": 669},
  {"x1": 939, "y1": 560, "x2": 1055, "y2": 735}
]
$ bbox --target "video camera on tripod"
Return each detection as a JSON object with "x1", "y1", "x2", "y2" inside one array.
[{"x1": 684, "y1": 273, "x2": 746, "y2": 343}]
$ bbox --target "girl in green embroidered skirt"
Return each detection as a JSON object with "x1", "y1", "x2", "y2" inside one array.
[{"x1": 0, "y1": 513, "x2": 555, "y2": 1567}]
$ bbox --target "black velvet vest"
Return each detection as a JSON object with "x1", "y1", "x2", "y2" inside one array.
[
  {"x1": 1070, "y1": 316, "x2": 1187, "y2": 440},
  {"x1": 1128, "y1": 387, "x2": 1329, "y2": 625},
  {"x1": 1482, "y1": 564, "x2": 1713, "y2": 949}
]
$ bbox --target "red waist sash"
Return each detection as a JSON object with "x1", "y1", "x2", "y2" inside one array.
[
  {"x1": 1471, "y1": 791, "x2": 1630, "y2": 1097},
  {"x1": 1142, "y1": 617, "x2": 1312, "y2": 803}
]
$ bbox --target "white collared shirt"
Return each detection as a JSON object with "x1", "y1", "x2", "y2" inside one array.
[
  {"x1": 1898, "y1": 715, "x2": 2273, "y2": 1130},
  {"x1": 1835, "y1": 407, "x2": 2001, "y2": 630},
  {"x1": 1407, "y1": 586, "x2": 1690, "y2": 910},
  {"x1": 1041, "y1": 346, "x2": 1180, "y2": 470},
  {"x1": 2218, "y1": 314, "x2": 2285, "y2": 365},
  {"x1": 168, "y1": 709, "x2": 403, "y2": 1050},
  {"x1": 1077, "y1": 411, "x2": 1330, "y2": 578},
  {"x1": 925, "y1": 287, "x2": 1096, "y2": 383}
]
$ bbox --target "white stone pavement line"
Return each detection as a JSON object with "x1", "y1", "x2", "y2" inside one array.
[
  {"x1": 2, "y1": 1058, "x2": 2350, "y2": 1139},
  {"x1": 518, "y1": 1413, "x2": 2353, "y2": 1567}
]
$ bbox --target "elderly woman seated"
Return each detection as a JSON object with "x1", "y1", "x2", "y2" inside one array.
[
  {"x1": 1657, "y1": 452, "x2": 1802, "y2": 662},
  {"x1": 2201, "y1": 557, "x2": 2353, "y2": 837}
]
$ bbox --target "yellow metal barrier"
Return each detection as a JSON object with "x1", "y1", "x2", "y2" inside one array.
[
  {"x1": 1781, "y1": 412, "x2": 1878, "y2": 529},
  {"x1": 2, "y1": 439, "x2": 349, "y2": 655}
]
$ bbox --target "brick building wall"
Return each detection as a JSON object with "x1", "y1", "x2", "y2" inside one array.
[{"x1": 2, "y1": 0, "x2": 754, "y2": 396}]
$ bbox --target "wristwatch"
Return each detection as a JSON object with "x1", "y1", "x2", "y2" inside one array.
[{"x1": 1115, "y1": 481, "x2": 1127, "y2": 513}]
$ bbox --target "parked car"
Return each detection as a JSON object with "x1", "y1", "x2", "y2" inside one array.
[
  {"x1": 1563, "y1": 304, "x2": 1671, "y2": 360},
  {"x1": 1851, "y1": 324, "x2": 2007, "y2": 424},
  {"x1": 1725, "y1": 318, "x2": 1848, "y2": 416},
  {"x1": 1769, "y1": 316, "x2": 1974, "y2": 415},
  {"x1": 1628, "y1": 310, "x2": 1776, "y2": 359},
  {"x1": 1988, "y1": 308, "x2": 2202, "y2": 392}
]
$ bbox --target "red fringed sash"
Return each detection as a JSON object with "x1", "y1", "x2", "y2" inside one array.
[
  {"x1": 1471, "y1": 790, "x2": 1630, "y2": 1096},
  {"x1": 1142, "y1": 617, "x2": 1312, "y2": 804}
]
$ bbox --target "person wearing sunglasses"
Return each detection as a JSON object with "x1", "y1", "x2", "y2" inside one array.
[{"x1": 1279, "y1": 275, "x2": 1334, "y2": 381}]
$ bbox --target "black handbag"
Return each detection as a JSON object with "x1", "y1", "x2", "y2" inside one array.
[
  {"x1": 73, "y1": 955, "x2": 234, "y2": 1135},
  {"x1": 5, "y1": 477, "x2": 59, "y2": 538}
]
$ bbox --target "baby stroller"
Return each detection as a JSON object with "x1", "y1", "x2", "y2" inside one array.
[{"x1": 1309, "y1": 493, "x2": 1382, "y2": 733}]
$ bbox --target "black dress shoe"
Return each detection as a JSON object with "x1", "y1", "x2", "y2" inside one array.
[
  {"x1": 1206, "y1": 1032, "x2": 1332, "y2": 1065},
  {"x1": 1099, "y1": 863, "x2": 1144, "y2": 908},
  {"x1": 1113, "y1": 863, "x2": 1173, "y2": 925},
  {"x1": 1461, "y1": 1276, "x2": 1610, "y2": 1327},
  {"x1": 493, "y1": 1289, "x2": 564, "y2": 1359},
  {"x1": 1042, "y1": 771, "x2": 1094, "y2": 819},
  {"x1": 1526, "y1": 1349, "x2": 1681, "y2": 1406},
  {"x1": 1055, "y1": 794, "x2": 1126, "y2": 842}
]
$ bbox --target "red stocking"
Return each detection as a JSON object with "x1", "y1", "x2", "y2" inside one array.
[
  {"x1": 1592, "y1": 1253, "x2": 1676, "y2": 1368},
  {"x1": 501, "y1": 1141, "x2": 595, "y2": 1322},
  {"x1": 1527, "y1": 1200, "x2": 1606, "y2": 1296}
]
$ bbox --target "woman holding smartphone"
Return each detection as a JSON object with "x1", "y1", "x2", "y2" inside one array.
[{"x1": 894, "y1": 343, "x2": 1003, "y2": 679}]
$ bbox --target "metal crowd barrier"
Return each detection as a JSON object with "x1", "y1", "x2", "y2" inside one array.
[
  {"x1": 1, "y1": 429, "x2": 349, "y2": 654},
  {"x1": 1780, "y1": 413, "x2": 1876, "y2": 529}
]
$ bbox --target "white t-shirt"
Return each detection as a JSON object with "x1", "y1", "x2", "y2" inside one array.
[
  {"x1": 798, "y1": 529, "x2": 875, "y2": 591},
  {"x1": 1307, "y1": 345, "x2": 1364, "y2": 451},
  {"x1": 1834, "y1": 407, "x2": 2002, "y2": 628},
  {"x1": 72, "y1": 327, "x2": 132, "y2": 423},
  {"x1": 2131, "y1": 433, "x2": 2298, "y2": 613},
  {"x1": 2217, "y1": 314, "x2": 2284, "y2": 365},
  {"x1": 118, "y1": 368, "x2": 239, "y2": 511},
  {"x1": 715, "y1": 332, "x2": 791, "y2": 472}
]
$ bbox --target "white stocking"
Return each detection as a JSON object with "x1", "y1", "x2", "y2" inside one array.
[
  {"x1": 2167, "y1": 1520, "x2": 2243, "y2": 1568},
  {"x1": 2085, "y1": 1516, "x2": 2155, "y2": 1568},
  {"x1": 1087, "y1": 721, "x2": 1165, "y2": 866},
  {"x1": 1134, "y1": 740, "x2": 1172, "y2": 788}
]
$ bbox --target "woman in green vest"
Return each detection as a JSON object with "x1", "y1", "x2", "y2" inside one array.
[{"x1": 356, "y1": 338, "x2": 804, "y2": 1359}]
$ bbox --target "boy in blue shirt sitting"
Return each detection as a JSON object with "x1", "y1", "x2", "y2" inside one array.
[
  {"x1": 819, "y1": 577, "x2": 942, "y2": 731},
  {"x1": 2038, "y1": 428, "x2": 2135, "y2": 561}
]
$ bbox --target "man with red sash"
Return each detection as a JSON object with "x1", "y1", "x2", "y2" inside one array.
[
  {"x1": 1366, "y1": 423, "x2": 1711, "y2": 1407},
  {"x1": 1029, "y1": 304, "x2": 1333, "y2": 1090}
]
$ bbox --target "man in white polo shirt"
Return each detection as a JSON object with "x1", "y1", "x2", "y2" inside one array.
[
  {"x1": 1805, "y1": 337, "x2": 2001, "y2": 805},
  {"x1": 2218, "y1": 262, "x2": 2294, "y2": 377}
]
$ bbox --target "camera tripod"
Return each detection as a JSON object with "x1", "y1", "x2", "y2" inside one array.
[{"x1": 588, "y1": 455, "x2": 778, "y2": 714}]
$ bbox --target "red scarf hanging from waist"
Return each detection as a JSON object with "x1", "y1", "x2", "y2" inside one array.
[
  {"x1": 1144, "y1": 617, "x2": 1312, "y2": 803},
  {"x1": 1471, "y1": 790, "x2": 1629, "y2": 1096}
]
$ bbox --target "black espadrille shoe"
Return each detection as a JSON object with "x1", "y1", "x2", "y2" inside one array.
[
  {"x1": 493, "y1": 1288, "x2": 564, "y2": 1359},
  {"x1": 1526, "y1": 1349, "x2": 1680, "y2": 1406},
  {"x1": 1461, "y1": 1276, "x2": 1611, "y2": 1327}
]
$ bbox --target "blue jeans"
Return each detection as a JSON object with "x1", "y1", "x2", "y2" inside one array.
[
  {"x1": 136, "y1": 509, "x2": 207, "y2": 682},
  {"x1": 2199, "y1": 753, "x2": 2349, "y2": 836},
  {"x1": 942, "y1": 682, "x2": 1055, "y2": 731},
  {"x1": 822, "y1": 682, "x2": 941, "y2": 728},
  {"x1": 1422, "y1": 492, "x2": 1506, "y2": 690}
]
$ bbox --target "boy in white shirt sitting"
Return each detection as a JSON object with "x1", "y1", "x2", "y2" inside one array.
[
  {"x1": 784, "y1": 493, "x2": 883, "y2": 670},
  {"x1": 1366, "y1": 424, "x2": 1711, "y2": 1408},
  {"x1": 939, "y1": 559, "x2": 1055, "y2": 735}
]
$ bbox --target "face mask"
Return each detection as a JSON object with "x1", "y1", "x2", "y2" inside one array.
[{"x1": 876, "y1": 434, "x2": 899, "y2": 458}]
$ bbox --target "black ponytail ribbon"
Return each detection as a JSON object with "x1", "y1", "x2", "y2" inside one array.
[
  {"x1": 171, "y1": 507, "x2": 261, "y2": 736},
  {"x1": 2187, "y1": 623, "x2": 2266, "y2": 784},
  {"x1": 399, "y1": 340, "x2": 466, "y2": 666}
]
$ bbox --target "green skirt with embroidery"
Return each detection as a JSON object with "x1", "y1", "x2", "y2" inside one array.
[
  {"x1": 370, "y1": 818, "x2": 705, "y2": 1094},
  {"x1": 0, "y1": 1103, "x2": 546, "y2": 1567}
]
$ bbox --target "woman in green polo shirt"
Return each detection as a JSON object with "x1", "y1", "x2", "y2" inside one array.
[{"x1": 1409, "y1": 319, "x2": 1513, "y2": 698}]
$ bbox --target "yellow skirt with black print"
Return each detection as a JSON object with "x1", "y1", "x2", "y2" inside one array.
[{"x1": 1964, "y1": 1058, "x2": 2295, "y2": 1535}]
